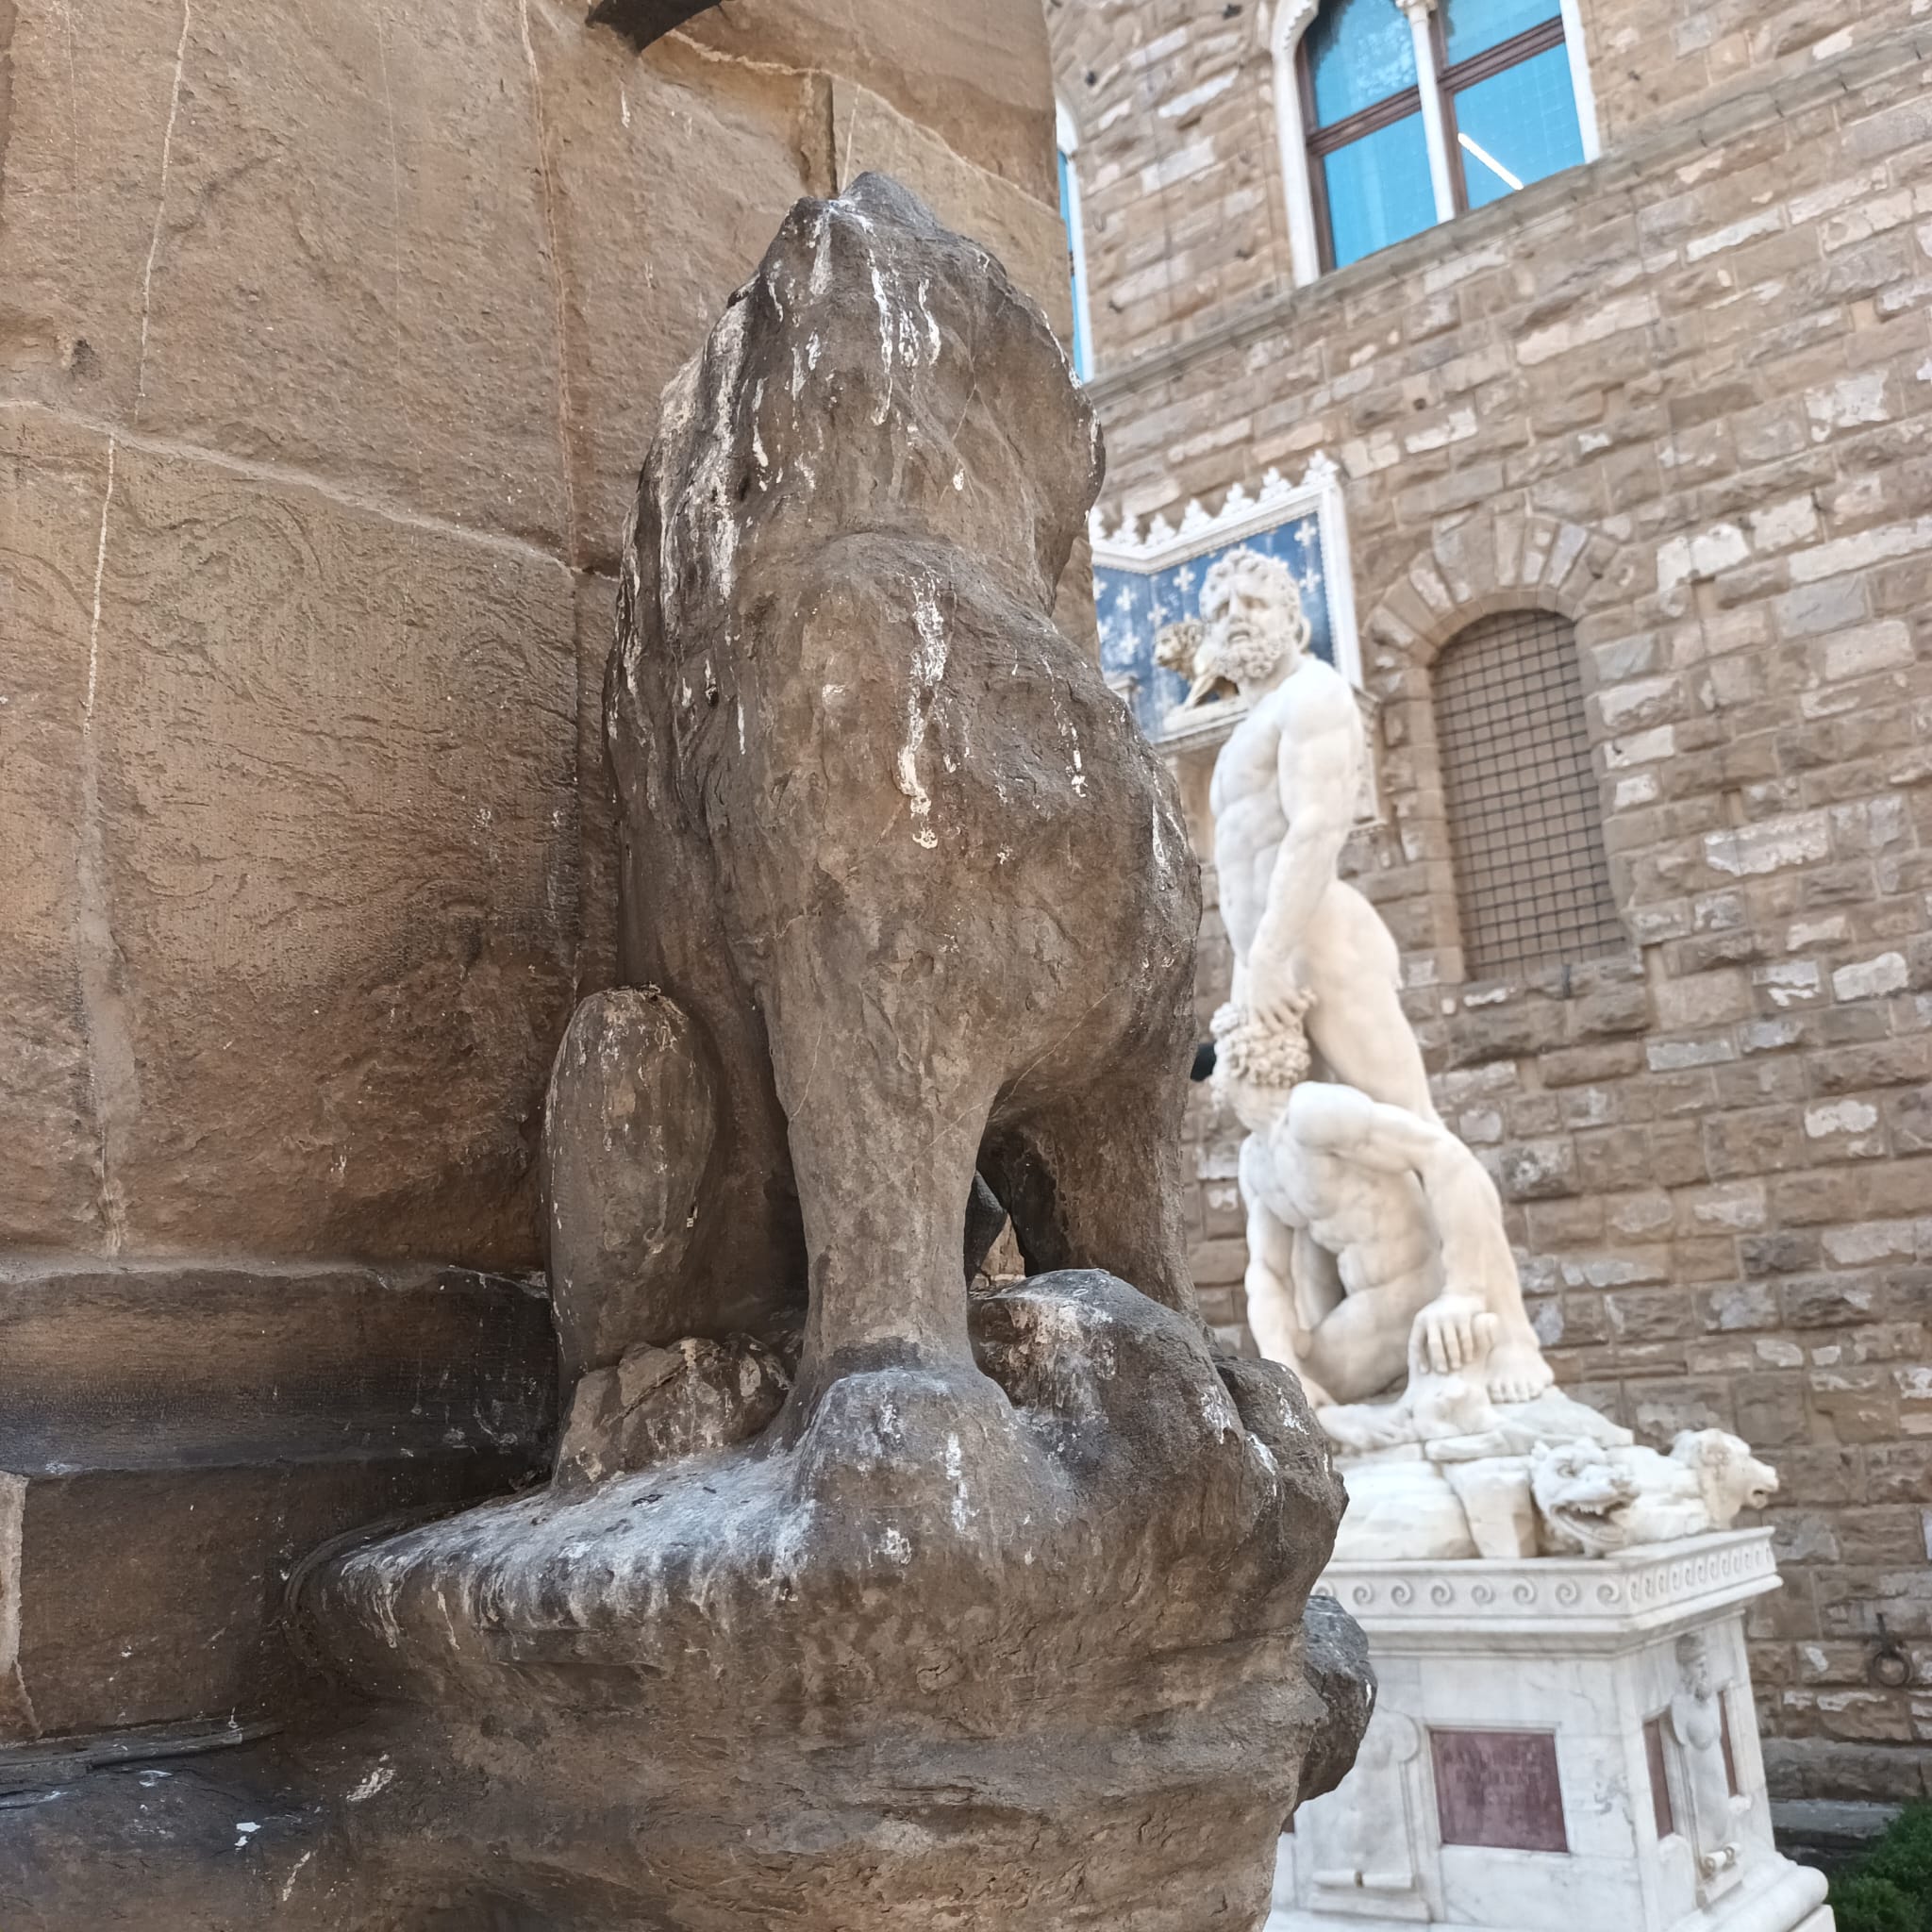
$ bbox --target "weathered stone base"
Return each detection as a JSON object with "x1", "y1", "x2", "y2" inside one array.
[
  {"x1": 0, "y1": 1271, "x2": 1372, "y2": 1930},
  {"x1": 290, "y1": 1274, "x2": 1370, "y2": 1928},
  {"x1": 1269, "y1": 1532, "x2": 1832, "y2": 1932}
]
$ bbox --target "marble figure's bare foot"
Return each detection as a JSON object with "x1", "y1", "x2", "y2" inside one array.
[
  {"x1": 1486, "y1": 1327, "x2": 1556, "y2": 1404},
  {"x1": 1316, "y1": 1400, "x2": 1409, "y2": 1452}
]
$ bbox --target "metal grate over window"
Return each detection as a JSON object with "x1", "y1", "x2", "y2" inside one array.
[{"x1": 1433, "y1": 608, "x2": 1624, "y2": 981}]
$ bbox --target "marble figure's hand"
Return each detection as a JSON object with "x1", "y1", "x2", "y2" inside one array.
[
  {"x1": 1414, "y1": 1297, "x2": 1492, "y2": 1376},
  {"x1": 1257, "y1": 987, "x2": 1317, "y2": 1035}
]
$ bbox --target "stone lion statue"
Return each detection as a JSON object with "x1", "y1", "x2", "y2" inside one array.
[
  {"x1": 599, "y1": 172, "x2": 1204, "y2": 1411},
  {"x1": 1530, "y1": 1430, "x2": 1779, "y2": 1557}
]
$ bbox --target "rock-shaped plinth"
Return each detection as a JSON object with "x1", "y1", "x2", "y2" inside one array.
[{"x1": 298, "y1": 1272, "x2": 1361, "y2": 1927}]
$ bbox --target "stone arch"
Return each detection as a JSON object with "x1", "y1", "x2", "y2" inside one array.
[{"x1": 1353, "y1": 506, "x2": 1635, "y2": 988}]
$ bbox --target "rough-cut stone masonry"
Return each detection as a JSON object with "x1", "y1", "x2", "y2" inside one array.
[
  {"x1": 1050, "y1": 0, "x2": 1924, "y2": 378},
  {"x1": 1054, "y1": 2, "x2": 1932, "y2": 1803},
  {"x1": 0, "y1": 0, "x2": 1070, "y2": 1757},
  {"x1": 2, "y1": 0, "x2": 1066, "y2": 1270}
]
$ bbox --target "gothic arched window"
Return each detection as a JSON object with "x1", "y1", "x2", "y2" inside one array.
[
  {"x1": 1274, "y1": 0, "x2": 1599, "y2": 278},
  {"x1": 1433, "y1": 609, "x2": 1624, "y2": 981}
]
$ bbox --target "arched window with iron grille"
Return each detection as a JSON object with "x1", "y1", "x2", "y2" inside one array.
[{"x1": 1433, "y1": 608, "x2": 1624, "y2": 981}]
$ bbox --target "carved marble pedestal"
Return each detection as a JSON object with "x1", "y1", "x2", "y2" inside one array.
[{"x1": 1270, "y1": 1530, "x2": 1832, "y2": 1932}]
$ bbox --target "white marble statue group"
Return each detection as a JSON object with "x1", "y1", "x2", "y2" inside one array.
[{"x1": 1179, "y1": 550, "x2": 1778, "y2": 1562}]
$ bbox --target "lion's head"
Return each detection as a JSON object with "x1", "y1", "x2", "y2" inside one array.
[{"x1": 1670, "y1": 1429, "x2": 1778, "y2": 1526}]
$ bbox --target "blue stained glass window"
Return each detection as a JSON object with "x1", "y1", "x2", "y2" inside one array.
[
  {"x1": 1056, "y1": 147, "x2": 1092, "y2": 379},
  {"x1": 1307, "y1": 0, "x2": 1417, "y2": 126},
  {"x1": 1323, "y1": 112, "x2": 1436, "y2": 267},
  {"x1": 1452, "y1": 42, "x2": 1584, "y2": 208},
  {"x1": 1441, "y1": 0, "x2": 1562, "y2": 65}
]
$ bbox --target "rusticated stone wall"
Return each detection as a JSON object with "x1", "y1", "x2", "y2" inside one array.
[
  {"x1": 3, "y1": 0, "x2": 1069, "y2": 1273},
  {"x1": 1050, "y1": 0, "x2": 1923, "y2": 387},
  {"x1": 1058, "y1": 1, "x2": 1932, "y2": 1805},
  {"x1": 0, "y1": 0, "x2": 1074, "y2": 1747}
]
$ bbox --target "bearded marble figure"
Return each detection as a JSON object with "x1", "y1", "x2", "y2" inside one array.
[
  {"x1": 1191, "y1": 544, "x2": 1780, "y2": 1567},
  {"x1": 1192, "y1": 548, "x2": 1552, "y2": 1408}
]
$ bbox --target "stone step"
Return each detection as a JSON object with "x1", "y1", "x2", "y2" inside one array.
[{"x1": 1, "y1": 1261, "x2": 558, "y2": 1743}]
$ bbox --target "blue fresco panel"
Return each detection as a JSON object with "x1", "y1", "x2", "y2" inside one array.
[{"x1": 1095, "y1": 511, "x2": 1338, "y2": 742}]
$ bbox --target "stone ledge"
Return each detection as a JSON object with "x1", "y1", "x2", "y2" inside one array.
[
  {"x1": 1, "y1": 1260, "x2": 557, "y2": 1742},
  {"x1": 1321, "y1": 1527, "x2": 1781, "y2": 1651}
]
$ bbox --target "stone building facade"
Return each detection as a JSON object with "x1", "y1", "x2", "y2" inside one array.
[
  {"x1": 2, "y1": 0, "x2": 1067, "y2": 1752},
  {"x1": 1050, "y1": 0, "x2": 1932, "y2": 1802}
]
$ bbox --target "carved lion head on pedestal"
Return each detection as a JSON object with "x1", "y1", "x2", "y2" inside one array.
[{"x1": 1671, "y1": 1428, "x2": 1779, "y2": 1524}]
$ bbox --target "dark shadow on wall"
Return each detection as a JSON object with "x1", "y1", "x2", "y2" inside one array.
[{"x1": 586, "y1": 0, "x2": 724, "y2": 50}]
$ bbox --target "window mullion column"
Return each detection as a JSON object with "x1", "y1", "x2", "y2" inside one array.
[{"x1": 1397, "y1": 0, "x2": 1457, "y2": 224}]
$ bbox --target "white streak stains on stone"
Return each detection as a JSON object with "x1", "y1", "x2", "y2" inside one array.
[
  {"x1": 346, "y1": 1761, "x2": 395, "y2": 1804},
  {"x1": 944, "y1": 1433, "x2": 974, "y2": 1534},
  {"x1": 751, "y1": 380, "x2": 770, "y2": 485},
  {"x1": 870, "y1": 263, "x2": 896, "y2": 425},
  {"x1": 1198, "y1": 1377, "x2": 1241, "y2": 1440},
  {"x1": 895, "y1": 576, "x2": 949, "y2": 847},
  {"x1": 737, "y1": 701, "x2": 746, "y2": 755},
  {"x1": 917, "y1": 277, "x2": 941, "y2": 361},
  {"x1": 280, "y1": 1851, "x2": 315, "y2": 1904},
  {"x1": 658, "y1": 303, "x2": 751, "y2": 636},
  {"x1": 75, "y1": 0, "x2": 190, "y2": 1254},
  {"x1": 808, "y1": 208, "x2": 833, "y2": 297},
  {"x1": 1038, "y1": 656, "x2": 1089, "y2": 797}
]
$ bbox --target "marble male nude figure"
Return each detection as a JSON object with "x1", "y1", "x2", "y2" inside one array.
[
  {"x1": 1217, "y1": 1034, "x2": 1552, "y2": 1408},
  {"x1": 1188, "y1": 547, "x2": 1551, "y2": 1407},
  {"x1": 1191, "y1": 547, "x2": 1439, "y2": 1122}
]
